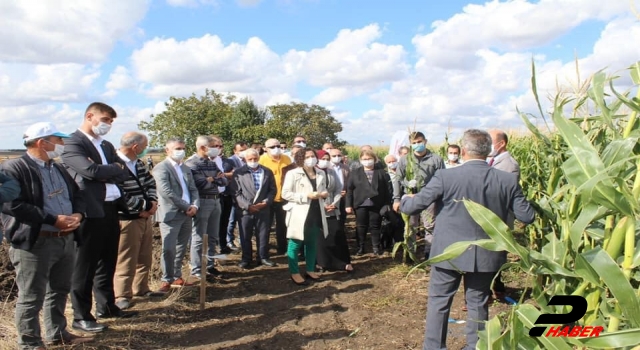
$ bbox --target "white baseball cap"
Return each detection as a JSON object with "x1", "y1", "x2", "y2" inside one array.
[{"x1": 23, "y1": 122, "x2": 70, "y2": 142}]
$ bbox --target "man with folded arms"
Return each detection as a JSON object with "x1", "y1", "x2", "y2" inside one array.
[
  {"x1": 114, "y1": 132, "x2": 162, "y2": 310},
  {"x1": 1, "y1": 122, "x2": 92, "y2": 349},
  {"x1": 185, "y1": 135, "x2": 227, "y2": 280}
]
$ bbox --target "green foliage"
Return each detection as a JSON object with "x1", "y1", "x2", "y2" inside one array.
[
  {"x1": 138, "y1": 90, "x2": 345, "y2": 155},
  {"x1": 411, "y1": 61, "x2": 640, "y2": 349},
  {"x1": 265, "y1": 102, "x2": 346, "y2": 149}
]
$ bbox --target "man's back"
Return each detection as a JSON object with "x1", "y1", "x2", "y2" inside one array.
[{"x1": 404, "y1": 160, "x2": 534, "y2": 272}]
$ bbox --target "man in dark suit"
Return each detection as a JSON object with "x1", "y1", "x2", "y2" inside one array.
[
  {"x1": 400, "y1": 129, "x2": 534, "y2": 350},
  {"x1": 230, "y1": 148, "x2": 277, "y2": 269},
  {"x1": 61, "y1": 102, "x2": 133, "y2": 333}
]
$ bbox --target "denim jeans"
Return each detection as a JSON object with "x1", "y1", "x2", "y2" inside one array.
[
  {"x1": 189, "y1": 198, "x2": 221, "y2": 275},
  {"x1": 10, "y1": 234, "x2": 75, "y2": 349}
]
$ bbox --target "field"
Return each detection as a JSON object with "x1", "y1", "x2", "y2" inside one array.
[{"x1": 0, "y1": 218, "x2": 522, "y2": 350}]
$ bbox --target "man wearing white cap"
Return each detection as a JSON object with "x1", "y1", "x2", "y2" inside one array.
[{"x1": 0, "y1": 122, "x2": 92, "y2": 349}]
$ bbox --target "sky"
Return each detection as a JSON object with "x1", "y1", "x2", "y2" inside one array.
[{"x1": 1, "y1": 0, "x2": 639, "y2": 149}]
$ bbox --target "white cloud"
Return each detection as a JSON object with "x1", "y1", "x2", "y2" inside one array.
[
  {"x1": 0, "y1": 0, "x2": 149, "y2": 64},
  {"x1": 0, "y1": 63, "x2": 101, "y2": 106},
  {"x1": 166, "y1": 0, "x2": 219, "y2": 7},
  {"x1": 104, "y1": 66, "x2": 137, "y2": 98},
  {"x1": 344, "y1": 1, "x2": 640, "y2": 146}
]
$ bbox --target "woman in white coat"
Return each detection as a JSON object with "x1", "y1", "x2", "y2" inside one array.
[{"x1": 281, "y1": 148, "x2": 329, "y2": 285}]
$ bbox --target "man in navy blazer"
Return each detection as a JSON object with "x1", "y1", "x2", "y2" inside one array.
[{"x1": 400, "y1": 129, "x2": 534, "y2": 350}]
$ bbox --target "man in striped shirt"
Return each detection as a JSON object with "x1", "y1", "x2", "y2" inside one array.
[{"x1": 114, "y1": 132, "x2": 161, "y2": 310}]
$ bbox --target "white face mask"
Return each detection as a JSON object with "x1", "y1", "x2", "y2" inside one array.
[
  {"x1": 46, "y1": 143, "x2": 65, "y2": 159},
  {"x1": 172, "y1": 149, "x2": 186, "y2": 162},
  {"x1": 246, "y1": 161, "x2": 259, "y2": 169},
  {"x1": 361, "y1": 159, "x2": 374, "y2": 168},
  {"x1": 269, "y1": 147, "x2": 282, "y2": 156},
  {"x1": 92, "y1": 121, "x2": 111, "y2": 136},
  {"x1": 295, "y1": 142, "x2": 306, "y2": 148},
  {"x1": 489, "y1": 144, "x2": 497, "y2": 157},
  {"x1": 304, "y1": 157, "x2": 317, "y2": 168},
  {"x1": 448, "y1": 154, "x2": 459, "y2": 161},
  {"x1": 207, "y1": 147, "x2": 220, "y2": 158},
  {"x1": 317, "y1": 160, "x2": 330, "y2": 169},
  {"x1": 387, "y1": 162, "x2": 398, "y2": 170},
  {"x1": 330, "y1": 156, "x2": 342, "y2": 164},
  {"x1": 238, "y1": 151, "x2": 246, "y2": 159}
]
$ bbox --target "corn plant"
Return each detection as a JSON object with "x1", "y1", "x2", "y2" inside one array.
[{"x1": 410, "y1": 61, "x2": 640, "y2": 349}]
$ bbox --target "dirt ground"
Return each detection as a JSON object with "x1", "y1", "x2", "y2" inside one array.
[{"x1": 0, "y1": 218, "x2": 523, "y2": 350}]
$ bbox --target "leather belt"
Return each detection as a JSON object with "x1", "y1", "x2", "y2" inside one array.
[
  {"x1": 200, "y1": 194, "x2": 220, "y2": 199},
  {"x1": 40, "y1": 230, "x2": 73, "y2": 238}
]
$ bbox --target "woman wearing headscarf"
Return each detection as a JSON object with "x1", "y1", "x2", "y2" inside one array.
[{"x1": 314, "y1": 150, "x2": 353, "y2": 272}]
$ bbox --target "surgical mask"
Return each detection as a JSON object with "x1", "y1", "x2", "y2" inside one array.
[
  {"x1": 247, "y1": 161, "x2": 259, "y2": 169},
  {"x1": 172, "y1": 149, "x2": 186, "y2": 162},
  {"x1": 137, "y1": 147, "x2": 148, "y2": 159},
  {"x1": 92, "y1": 122, "x2": 111, "y2": 136},
  {"x1": 317, "y1": 160, "x2": 330, "y2": 169},
  {"x1": 46, "y1": 143, "x2": 65, "y2": 159},
  {"x1": 269, "y1": 147, "x2": 281, "y2": 156},
  {"x1": 448, "y1": 154, "x2": 459, "y2": 162},
  {"x1": 238, "y1": 151, "x2": 246, "y2": 159},
  {"x1": 361, "y1": 159, "x2": 374, "y2": 168},
  {"x1": 412, "y1": 142, "x2": 426, "y2": 153},
  {"x1": 331, "y1": 156, "x2": 342, "y2": 164},
  {"x1": 295, "y1": 142, "x2": 306, "y2": 148},
  {"x1": 304, "y1": 157, "x2": 317, "y2": 168},
  {"x1": 387, "y1": 162, "x2": 398, "y2": 170},
  {"x1": 489, "y1": 144, "x2": 497, "y2": 157},
  {"x1": 207, "y1": 147, "x2": 220, "y2": 158}
]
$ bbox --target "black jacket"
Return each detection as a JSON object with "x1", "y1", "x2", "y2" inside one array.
[
  {"x1": 1, "y1": 154, "x2": 86, "y2": 250},
  {"x1": 60, "y1": 131, "x2": 129, "y2": 218},
  {"x1": 346, "y1": 165, "x2": 392, "y2": 209}
]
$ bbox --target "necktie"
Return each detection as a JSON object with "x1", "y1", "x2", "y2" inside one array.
[{"x1": 489, "y1": 158, "x2": 494, "y2": 166}]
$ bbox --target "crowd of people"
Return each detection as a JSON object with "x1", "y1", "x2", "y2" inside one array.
[{"x1": 0, "y1": 101, "x2": 535, "y2": 350}]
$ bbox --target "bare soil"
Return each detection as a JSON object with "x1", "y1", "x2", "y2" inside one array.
[{"x1": 0, "y1": 218, "x2": 525, "y2": 350}]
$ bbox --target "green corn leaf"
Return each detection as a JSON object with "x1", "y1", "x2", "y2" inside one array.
[
  {"x1": 565, "y1": 328, "x2": 640, "y2": 349},
  {"x1": 515, "y1": 304, "x2": 575, "y2": 350},
  {"x1": 582, "y1": 247, "x2": 640, "y2": 327},
  {"x1": 630, "y1": 61, "x2": 640, "y2": 85},
  {"x1": 570, "y1": 204, "x2": 609, "y2": 252},
  {"x1": 477, "y1": 314, "x2": 504, "y2": 349}
]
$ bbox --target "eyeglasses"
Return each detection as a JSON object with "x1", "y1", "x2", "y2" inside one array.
[
  {"x1": 266, "y1": 145, "x2": 280, "y2": 149},
  {"x1": 211, "y1": 145, "x2": 223, "y2": 148},
  {"x1": 280, "y1": 146, "x2": 286, "y2": 149}
]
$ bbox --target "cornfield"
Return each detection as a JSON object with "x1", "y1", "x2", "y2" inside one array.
[{"x1": 412, "y1": 61, "x2": 640, "y2": 349}]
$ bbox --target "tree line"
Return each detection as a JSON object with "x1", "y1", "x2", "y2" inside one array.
[{"x1": 138, "y1": 89, "x2": 347, "y2": 155}]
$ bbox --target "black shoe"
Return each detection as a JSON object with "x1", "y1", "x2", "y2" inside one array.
[
  {"x1": 260, "y1": 259, "x2": 276, "y2": 267},
  {"x1": 220, "y1": 247, "x2": 232, "y2": 254},
  {"x1": 356, "y1": 247, "x2": 364, "y2": 255},
  {"x1": 207, "y1": 266, "x2": 222, "y2": 276},
  {"x1": 97, "y1": 308, "x2": 138, "y2": 319},
  {"x1": 72, "y1": 320, "x2": 107, "y2": 333},
  {"x1": 238, "y1": 261, "x2": 250, "y2": 269},
  {"x1": 298, "y1": 254, "x2": 305, "y2": 261}
]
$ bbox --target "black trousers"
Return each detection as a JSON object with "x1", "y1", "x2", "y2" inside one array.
[
  {"x1": 238, "y1": 209, "x2": 271, "y2": 262},
  {"x1": 71, "y1": 202, "x2": 121, "y2": 321},
  {"x1": 270, "y1": 201, "x2": 288, "y2": 253},
  {"x1": 219, "y1": 194, "x2": 233, "y2": 248},
  {"x1": 355, "y1": 205, "x2": 382, "y2": 250}
]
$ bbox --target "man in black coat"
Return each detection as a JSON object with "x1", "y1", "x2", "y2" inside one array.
[{"x1": 61, "y1": 102, "x2": 133, "y2": 333}]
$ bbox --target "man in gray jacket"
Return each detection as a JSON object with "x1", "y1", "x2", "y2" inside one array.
[{"x1": 400, "y1": 129, "x2": 534, "y2": 350}]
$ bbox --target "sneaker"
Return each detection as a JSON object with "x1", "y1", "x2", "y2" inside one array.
[{"x1": 206, "y1": 266, "x2": 222, "y2": 276}]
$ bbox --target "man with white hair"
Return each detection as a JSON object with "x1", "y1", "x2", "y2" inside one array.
[
  {"x1": 185, "y1": 135, "x2": 228, "y2": 279},
  {"x1": 259, "y1": 138, "x2": 291, "y2": 254}
]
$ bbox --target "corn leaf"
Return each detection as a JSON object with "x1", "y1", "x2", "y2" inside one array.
[
  {"x1": 515, "y1": 304, "x2": 575, "y2": 350},
  {"x1": 565, "y1": 328, "x2": 640, "y2": 349}
]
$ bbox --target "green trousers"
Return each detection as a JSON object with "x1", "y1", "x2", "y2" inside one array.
[{"x1": 287, "y1": 225, "x2": 319, "y2": 274}]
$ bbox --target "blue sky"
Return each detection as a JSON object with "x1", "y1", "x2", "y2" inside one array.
[{"x1": 0, "y1": 0, "x2": 638, "y2": 149}]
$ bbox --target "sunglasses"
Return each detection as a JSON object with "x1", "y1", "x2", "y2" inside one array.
[{"x1": 210, "y1": 145, "x2": 223, "y2": 148}]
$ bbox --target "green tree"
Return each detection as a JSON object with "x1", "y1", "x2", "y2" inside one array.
[
  {"x1": 265, "y1": 102, "x2": 346, "y2": 149},
  {"x1": 138, "y1": 89, "x2": 236, "y2": 155},
  {"x1": 223, "y1": 97, "x2": 268, "y2": 145}
]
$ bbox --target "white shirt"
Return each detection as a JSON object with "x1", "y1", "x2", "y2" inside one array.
[
  {"x1": 167, "y1": 157, "x2": 191, "y2": 204},
  {"x1": 332, "y1": 163, "x2": 345, "y2": 190},
  {"x1": 212, "y1": 156, "x2": 226, "y2": 193},
  {"x1": 117, "y1": 150, "x2": 138, "y2": 176},
  {"x1": 78, "y1": 129, "x2": 121, "y2": 201}
]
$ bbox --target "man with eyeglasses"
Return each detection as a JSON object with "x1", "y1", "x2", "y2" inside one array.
[
  {"x1": 392, "y1": 131, "x2": 445, "y2": 261},
  {"x1": 1, "y1": 122, "x2": 92, "y2": 348},
  {"x1": 259, "y1": 138, "x2": 291, "y2": 255}
]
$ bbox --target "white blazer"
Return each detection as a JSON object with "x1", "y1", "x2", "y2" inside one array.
[{"x1": 281, "y1": 167, "x2": 329, "y2": 241}]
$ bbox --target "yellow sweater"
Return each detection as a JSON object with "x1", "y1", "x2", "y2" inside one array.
[{"x1": 259, "y1": 153, "x2": 292, "y2": 202}]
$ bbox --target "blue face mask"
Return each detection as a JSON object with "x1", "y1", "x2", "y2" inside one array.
[{"x1": 412, "y1": 142, "x2": 426, "y2": 153}]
